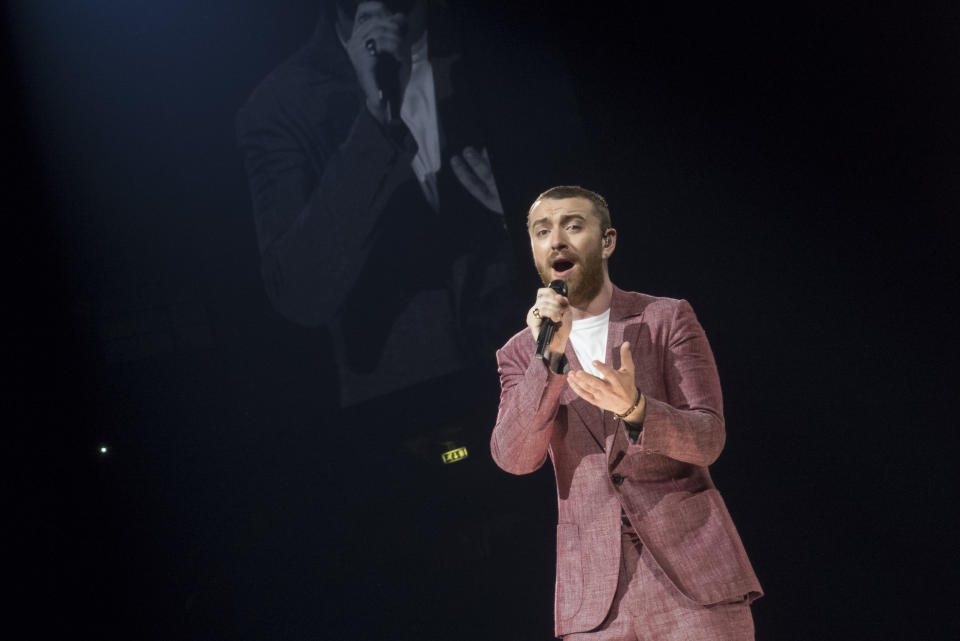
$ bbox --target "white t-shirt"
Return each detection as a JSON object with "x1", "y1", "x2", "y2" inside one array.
[
  {"x1": 569, "y1": 309, "x2": 610, "y2": 378},
  {"x1": 400, "y1": 31, "x2": 441, "y2": 210}
]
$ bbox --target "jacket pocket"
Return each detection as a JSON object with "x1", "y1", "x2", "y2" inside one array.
[{"x1": 555, "y1": 523, "x2": 583, "y2": 621}]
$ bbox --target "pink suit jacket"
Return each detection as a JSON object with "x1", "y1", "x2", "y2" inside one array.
[{"x1": 491, "y1": 288, "x2": 762, "y2": 637}]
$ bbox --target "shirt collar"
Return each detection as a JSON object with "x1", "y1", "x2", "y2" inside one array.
[{"x1": 410, "y1": 30, "x2": 429, "y2": 63}]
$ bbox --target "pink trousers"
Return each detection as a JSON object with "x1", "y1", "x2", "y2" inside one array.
[{"x1": 563, "y1": 528, "x2": 754, "y2": 641}]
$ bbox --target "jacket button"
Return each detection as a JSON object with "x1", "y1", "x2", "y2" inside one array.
[{"x1": 611, "y1": 473, "x2": 624, "y2": 486}]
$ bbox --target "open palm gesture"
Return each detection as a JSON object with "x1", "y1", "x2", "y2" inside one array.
[{"x1": 567, "y1": 342, "x2": 643, "y2": 421}]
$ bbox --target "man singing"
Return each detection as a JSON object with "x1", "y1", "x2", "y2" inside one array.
[{"x1": 491, "y1": 186, "x2": 762, "y2": 640}]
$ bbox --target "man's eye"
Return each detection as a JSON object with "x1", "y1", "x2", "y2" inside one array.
[
  {"x1": 536, "y1": 229, "x2": 549, "y2": 237},
  {"x1": 566, "y1": 224, "x2": 581, "y2": 232}
]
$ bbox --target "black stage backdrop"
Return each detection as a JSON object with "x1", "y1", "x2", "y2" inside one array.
[{"x1": 6, "y1": 1, "x2": 958, "y2": 639}]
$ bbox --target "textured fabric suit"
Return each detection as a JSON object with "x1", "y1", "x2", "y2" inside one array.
[{"x1": 491, "y1": 288, "x2": 762, "y2": 637}]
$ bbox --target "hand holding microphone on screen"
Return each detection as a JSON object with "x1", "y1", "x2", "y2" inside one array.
[{"x1": 341, "y1": 2, "x2": 412, "y2": 123}]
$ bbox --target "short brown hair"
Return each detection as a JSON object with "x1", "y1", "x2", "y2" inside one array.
[{"x1": 527, "y1": 185, "x2": 611, "y2": 232}]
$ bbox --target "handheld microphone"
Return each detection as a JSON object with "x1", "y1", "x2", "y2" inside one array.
[
  {"x1": 374, "y1": 54, "x2": 402, "y2": 123},
  {"x1": 364, "y1": 36, "x2": 403, "y2": 124},
  {"x1": 535, "y1": 279, "x2": 568, "y2": 360}
]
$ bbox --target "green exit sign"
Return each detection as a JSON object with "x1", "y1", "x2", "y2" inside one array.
[{"x1": 441, "y1": 446, "x2": 468, "y2": 464}]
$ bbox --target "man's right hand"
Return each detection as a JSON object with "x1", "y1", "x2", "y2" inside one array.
[
  {"x1": 343, "y1": 2, "x2": 411, "y2": 122},
  {"x1": 527, "y1": 287, "x2": 572, "y2": 355}
]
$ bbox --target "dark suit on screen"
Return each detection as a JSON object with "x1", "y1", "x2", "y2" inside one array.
[{"x1": 236, "y1": 7, "x2": 579, "y2": 407}]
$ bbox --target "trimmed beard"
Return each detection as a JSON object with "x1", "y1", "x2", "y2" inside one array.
[{"x1": 536, "y1": 244, "x2": 605, "y2": 308}]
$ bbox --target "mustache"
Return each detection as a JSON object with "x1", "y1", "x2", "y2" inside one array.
[{"x1": 548, "y1": 251, "x2": 578, "y2": 264}]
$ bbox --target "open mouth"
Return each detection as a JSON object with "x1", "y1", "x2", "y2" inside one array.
[{"x1": 551, "y1": 258, "x2": 575, "y2": 276}]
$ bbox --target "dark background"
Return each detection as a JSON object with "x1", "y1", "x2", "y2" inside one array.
[{"x1": 6, "y1": 1, "x2": 958, "y2": 639}]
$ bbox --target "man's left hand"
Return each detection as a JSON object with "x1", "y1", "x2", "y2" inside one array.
[{"x1": 567, "y1": 342, "x2": 645, "y2": 423}]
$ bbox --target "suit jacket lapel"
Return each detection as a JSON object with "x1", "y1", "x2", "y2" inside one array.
[
  {"x1": 560, "y1": 343, "x2": 606, "y2": 451},
  {"x1": 603, "y1": 288, "x2": 650, "y2": 447},
  {"x1": 607, "y1": 286, "x2": 649, "y2": 365},
  {"x1": 597, "y1": 313, "x2": 624, "y2": 445}
]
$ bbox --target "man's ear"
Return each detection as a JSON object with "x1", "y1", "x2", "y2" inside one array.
[{"x1": 602, "y1": 228, "x2": 617, "y2": 258}]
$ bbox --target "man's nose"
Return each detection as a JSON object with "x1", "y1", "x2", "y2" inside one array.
[{"x1": 550, "y1": 228, "x2": 568, "y2": 249}]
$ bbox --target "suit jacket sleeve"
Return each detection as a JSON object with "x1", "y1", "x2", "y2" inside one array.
[
  {"x1": 237, "y1": 81, "x2": 417, "y2": 326},
  {"x1": 623, "y1": 299, "x2": 726, "y2": 467},
  {"x1": 490, "y1": 337, "x2": 568, "y2": 475}
]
